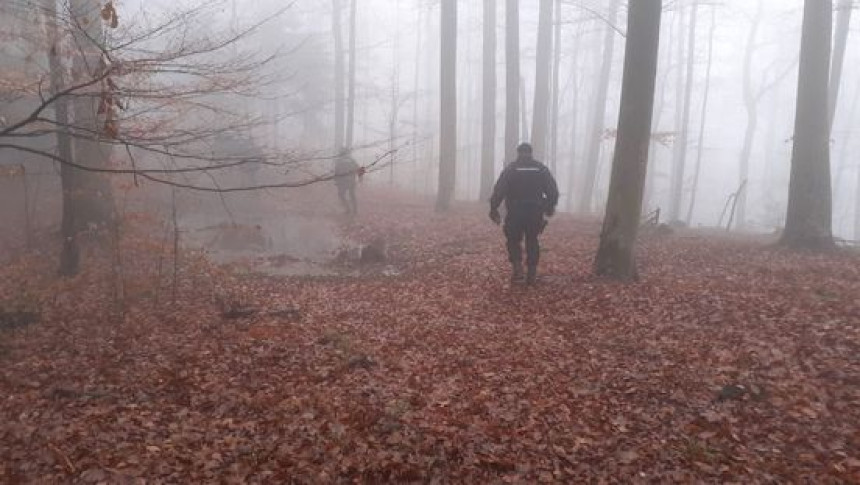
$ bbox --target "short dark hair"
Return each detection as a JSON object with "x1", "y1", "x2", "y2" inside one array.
[{"x1": 517, "y1": 143, "x2": 533, "y2": 154}]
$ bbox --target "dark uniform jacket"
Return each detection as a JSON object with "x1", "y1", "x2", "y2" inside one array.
[
  {"x1": 490, "y1": 157, "x2": 559, "y2": 215},
  {"x1": 334, "y1": 157, "x2": 359, "y2": 188}
]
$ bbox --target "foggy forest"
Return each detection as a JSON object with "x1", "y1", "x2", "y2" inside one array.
[{"x1": 1, "y1": 0, "x2": 858, "y2": 481}]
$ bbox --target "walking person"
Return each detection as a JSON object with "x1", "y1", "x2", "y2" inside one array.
[{"x1": 489, "y1": 143, "x2": 559, "y2": 285}]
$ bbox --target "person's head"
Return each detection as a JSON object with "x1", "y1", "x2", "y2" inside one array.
[{"x1": 516, "y1": 143, "x2": 533, "y2": 160}]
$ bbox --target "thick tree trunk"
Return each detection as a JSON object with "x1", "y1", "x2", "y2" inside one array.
[
  {"x1": 504, "y1": 0, "x2": 520, "y2": 164},
  {"x1": 668, "y1": 0, "x2": 698, "y2": 222},
  {"x1": 479, "y1": 0, "x2": 497, "y2": 200},
  {"x1": 332, "y1": 0, "x2": 345, "y2": 150},
  {"x1": 530, "y1": 0, "x2": 553, "y2": 160},
  {"x1": 345, "y1": 0, "x2": 357, "y2": 149},
  {"x1": 578, "y1": 0, "x2": 620, "y2": 213},
  {"x1": 685, "y1": 6, "x2": 716, "y2": 225},
  {"x1": 829, "y1": 0, "x2": 853, "y2": 131},
  {"x1": 594, "y1": 0, "x2": 662, "y2": 281},
  {"x1": 436, "y1": 0, "x2": 457, "y2": 211},
  {"x1": 548, "y1": 0, "x2": 562, "y2": 173},
  {"x1": 781, "y1": 0, "x2": 834, "y2": 250}
]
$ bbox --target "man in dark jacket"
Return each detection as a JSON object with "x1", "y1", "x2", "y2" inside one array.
[{"x1": 489, "y1": 143, "x2": 559, "y2": 285}]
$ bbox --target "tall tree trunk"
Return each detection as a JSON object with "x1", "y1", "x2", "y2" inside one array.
[
  {"x1": 781, "y1": 0, "x2": 834, "y2": 250},
  {"x1": 45, "y1": 0, "x2": 79, "y2": 276},
  {"x1": 436, "y1": 0, "x2": 457, "y2": 211},
  {"x1": 345, "y1": 0, "x2": 357, "y2": 149},
  {"x1": 479, "y1": 0, "x2": 497, "y2": 200},
  {"x1": 668, "y1": 0, "x2": 698, "y2": 222},
  {"x1": 736, "y1": 2, "x2": 763, "y2": 229},
  {"x1": 578, "y1": 0, "x2": 621, "y2": 213},
  {"x1": 685, "y1": 5, "x2": 716, "y2": 225},
  {"x1": 332, "y1": 0, "x2": 345, "y2": 150},
  {"x1": 829, "y1": 0, "x2": 854, "y2": 132},
  {"x1": 530, "y1": 0, "x2": 553, "y2": 160},
  {"x1": 68, "y1": 0, "x2": 114, "y2": 229},
  {"x1": 520, "y1": 76, "x2": 529, "y2": 142},
  {"x1": 504, "y1": 0, "x2": 520, "y2": 163},
  {"x1": 548, "y1": 0, "x2": 562, "y2": 172},
  {"x1": 565, "y1": 22, "x2": 584, "y2": 211},
  {"x1": 594, "y1": 0, "x2": 662, "y2": 281}
]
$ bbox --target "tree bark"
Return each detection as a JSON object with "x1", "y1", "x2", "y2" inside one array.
[
  {"x1": 668, "y1": 0, "x2": 698, "y2": 222},
  {"x1": 332, "y1": 0, "x2": 345, "y2": 150},
  {"x1": 736, "y1": 2, "x2": 763, "y2": 229},
  {"x1": 548, "y1": 0, "x2": 562, "y2": 173},
  {"x1": 595, "y1": 0, "x2": 662, "y2": 281},
  {"x1": 685, "y1": 6, "x2": 716, "y2": 225},
  {"x1": 345, "y1": 0, "x2": 357, "y2": 149},
  {"x1": 479, "y1": 0, "x2": 497, "y2": 200},
  {"x1": 436, "y1": 0, "x2": 457, "y2": 211},
  {"x1": 504, "y1": 0, "x2": 520, "y2": 164},
  {"x1": 44, "y1": 0, "x2": 79, "y2": 276},
  {"x1": 530, "y1": 0, "x2": 553, "y2": 160},
  {"x1": 781, "y1": 0, "x2": 834, "y2": 250},
  {"x1": 829, "y1": 0, "x2": 853, "y2": 132},
  {"x1": 578, "y1": 0, "x2": 621, "y2": 213}
]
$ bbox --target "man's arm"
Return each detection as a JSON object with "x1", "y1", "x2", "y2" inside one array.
[
  {"x1": 489, "y1": 168, "x2": 509, "y2": 212},
  {"x1": 543, "y1": 169, "x2": 560, "y2": 215}
]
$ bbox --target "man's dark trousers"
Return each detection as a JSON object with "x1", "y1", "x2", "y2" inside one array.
[{"x1": 504, "y1": 204, "x2": 544, "y2": 268}]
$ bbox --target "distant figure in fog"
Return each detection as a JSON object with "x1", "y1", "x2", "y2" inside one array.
[
  {"x1": 334, "y1": 149, "x2": 360, "y2": 216},
  {"x1": 489, "y1": 143, "x2": 559, "y2": 285}
]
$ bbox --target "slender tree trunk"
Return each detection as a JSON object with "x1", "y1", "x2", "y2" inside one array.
[
  {"x1": 520, "y1": 77, "x2": 530, "y2": 142},
  {"x1": 668, "y1": 0, "x2": 698, "y2": 222},
  {"x1": 595, "y1": 0, "x2": 662, "y2": 281},
  {"x1": 829, "y1": 0, "x2": 854, "y2": 132},
  {"x1": 578, "y1": 0, "x2": 621, "y2": 213},
  {"x1": 436, "y1": 0, "x2": 457, "y2": 211},
  {"x1": 548, "y1": 0, "x2": 562, "y2": 172},
  {"x1": 345, "y1": 0, "x2": 357, "y2": 149},
  {"x1": 565, "y1": 22, "x2": 584, "y2": 211},
  {"x1": 530, "y1": 0, "x2": 553, "y2": 160},
  {"x1": 411, "y1": 5, "x2": 422, "y2": 191},
  {"x1": 332, "y1": 0, "x2": 345, "y2": 150},
  {"x1": 781, "y1": 0, "x2": 834, "y2": 250},
  {"x1": 735, "y1": 2, "x2": 763, "y2": 229},
  {"x1": 504, "y1": 0, "x2": 520, "y2": 163},
  {"x1": 479, "y1": 0, "x2": 497, "y2": 200},
  {"x1": 686, "y1": 6, "x2": 716, "y2": 225}
]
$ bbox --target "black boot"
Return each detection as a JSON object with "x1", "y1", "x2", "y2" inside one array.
[
  {"x1": 526, "y1": 266, "x2": 537, "y2": 286},
  {"x1": 510, "y1": 264, "x2": 525, "y2": 284}
]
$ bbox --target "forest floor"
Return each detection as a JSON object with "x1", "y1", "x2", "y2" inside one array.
[{"x1": 1, "y1": 190, "x2": 859, "y2": 483}]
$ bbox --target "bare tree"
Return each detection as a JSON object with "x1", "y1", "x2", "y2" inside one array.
[
  {"x1": 595, "y1": 0, "x2": 662, "y2": 280},
  {"x1": 436, "y1": 0, "x2": 457, "y2": 211},
  {"x1": 668, "y1": 0, "x2": 698, "y2": 223},
  {"x1": 345, "y1": 0, "x2": 358, "y2": 149},
  {"x1": 530, "y1": 0, "x2": 553, "y2": 160},
  {"x1": 578, "y1": 0, "x2": 621, "y2": 213},
  {"x1": 685, "y1": 5, "x2": 716, "y2": 225},
  {"x1": 504, "y1": 0, "x2": 520, "y2": 163},
  {"x1": 548, "y1": 0, "x2": 562, "y2": 173},
  {"x1": 479, "y1": 0, "x2": 497, "y2": 200},
  {"x1": 781, "y1": 0, "x2": 834, "y2": 249},
  {"x1": 829, "y1": 0, "x2": 854, "y2": 131},
  {"x1": 332, "y1": 0, "x2": 346, "y2": 150}
]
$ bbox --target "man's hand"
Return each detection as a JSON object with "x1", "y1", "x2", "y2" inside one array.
[{"x1": 489, "y1": 209, "x2": 501, "y2": 225}]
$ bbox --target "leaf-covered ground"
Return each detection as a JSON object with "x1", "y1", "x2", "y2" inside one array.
[{"x1": 1, "y1": 192, "x2": 859, "y2": 483}]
